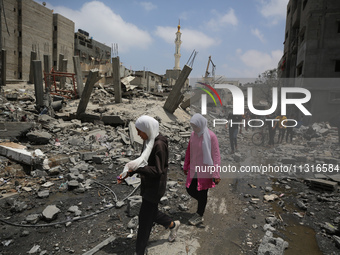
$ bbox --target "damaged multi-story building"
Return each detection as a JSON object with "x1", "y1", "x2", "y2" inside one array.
[
  {"x1": 1, "y1": 0, "x2": 74, "y2": 81},
  {"x1": 278, "y1": 0, "x2": 340, "y2": 125},
  {"x1": 0, "y1": 0, "x2": 188, "y2": 92}
]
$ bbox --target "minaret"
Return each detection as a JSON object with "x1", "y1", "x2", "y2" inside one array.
[{"x1": 174, "y1": 20, "x2": 182, "y2": 70}]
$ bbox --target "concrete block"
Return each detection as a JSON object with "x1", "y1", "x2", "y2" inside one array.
[{"x1": 127, "y1": 195, "x2": 142, "y2": 217}]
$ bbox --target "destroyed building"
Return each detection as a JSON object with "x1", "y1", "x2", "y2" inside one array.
[
  {"x1": 1, "y1": 0, "x2": 74, "y2": 80},
  {"x1": 74, "y1": 29, "x2": 111, "y2": 66},
  {"x1": 278, "y1": 0, "x2": 340, "y2": 124}
]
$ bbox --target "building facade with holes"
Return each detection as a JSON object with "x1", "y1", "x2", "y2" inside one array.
[
  {"x1": 278, "y1": 0, "x2": 340, "y2": 125},
  {"x1": 74, "y1": 29, "x2": 111, "y2": 66},
  {"x1": 1, "y1": 0, "x2": 74, "y2": 81}
]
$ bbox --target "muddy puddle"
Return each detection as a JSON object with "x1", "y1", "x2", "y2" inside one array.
[
  {"x1": 226, "y1": 147, "x2": 324, "y2": 254},
  {"x1": 270, "y1": 181, "x2": 323, "y2": 255}
]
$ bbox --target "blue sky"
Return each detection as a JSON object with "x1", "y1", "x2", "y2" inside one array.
[{"x1": 42, "y1": 0, "x2": 289, "y2": 79}]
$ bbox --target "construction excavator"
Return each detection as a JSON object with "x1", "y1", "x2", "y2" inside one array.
[{"x1": 205, "y1": 55, "x2": 216, "y2": 78}]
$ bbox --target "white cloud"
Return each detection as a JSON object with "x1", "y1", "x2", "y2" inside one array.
[
  {"x1": 206, "y1": 8, "x2": 238, "y2": 31},
  {"x1": 139, "y1": 2, "x2": 157, "y2": 11},
  {"x1": 259, "y1": 0, "x2": 289, "y2": 25},
  {"x1": 251, "y1": 28, "x2": 265, "y2": 42},
  {"x1": 239, "y1": 49, "x2": 282, "y2": 77},
  {"x1": 51, "y1": 1, "x2": 153, "y2": 52},
  {"x1": 154, "y1": 26, "x2": 219, "y2": 51}
]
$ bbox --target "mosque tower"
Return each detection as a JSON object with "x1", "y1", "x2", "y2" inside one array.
[{"x1": 174, "y1": 20, "x2": 182, "y2": 70}]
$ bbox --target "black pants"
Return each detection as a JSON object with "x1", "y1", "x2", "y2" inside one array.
[
  {"x1": 268, "y1": 127, "x2": 275, "y2": 145},
  {"x1": 278, "y1": 128, "x2": 286, "y2": 143},
  {"x1": 229, "y1": 128, "x2": 238, "y2": 152},
  {"x1": 186, "y1": 178, "x2": 208, "y2": 217},
  {"x1": 286, "y1": 127, "x2": 293, "y2": 142},
  {"x1": 136, "y1": 199, "x2": 172, "y2": 255}
]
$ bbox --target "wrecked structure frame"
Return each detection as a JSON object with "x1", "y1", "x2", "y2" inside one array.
[{"x1": 44, "y1": 68, "x2": 78, "y2": 99}]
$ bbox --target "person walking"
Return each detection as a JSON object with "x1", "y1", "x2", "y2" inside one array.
[
  {"x1": 118, "y1": 115, "x2": 180, "y2": 255},
  {"x1": 274, "y1": 114, "x2": 287, "y2": 143},
  {"x1": 183, "y1": 113, "x2": 221, "y2": 226},
  {"x1": 285, "y1": 114, "x2": 296, "y2": 143},
  {"x1": 227, "y1": 112, "x2": 241, "y2": 153},
  {"x1": 267, "y1": 113, "x2": 276, "y2": 147}
]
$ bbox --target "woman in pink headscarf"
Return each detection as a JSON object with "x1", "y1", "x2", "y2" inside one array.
[{"x1": 183, "y1": 113, "x2": 221, "y2": 225}]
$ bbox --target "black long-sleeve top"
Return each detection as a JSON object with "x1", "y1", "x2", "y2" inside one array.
[{"x1": 134, "y1": 134, "x2": 169, "y2": 204}]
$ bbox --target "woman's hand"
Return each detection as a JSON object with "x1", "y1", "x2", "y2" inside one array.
[{"x1": 117, "y1": 170, "x2": 134, "y2": 184}]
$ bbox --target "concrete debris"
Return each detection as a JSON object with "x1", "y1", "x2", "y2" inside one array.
[
  {"x1": 26, "y1": 214, "x2": 41, "y2": 224},
  {"x1": 127, "y1": 216, "x2": 139, "y2": 229},
  {"x1": 1, "y1": 82, "x2": 340, "y2": 254},
  {"x1": 264, "y1": 194, "x2": 278, "y2": 202},
  {"x1": 334, "y1": 236, "x2": 340, "y2": 249},
  {"x1": 127, "y1": 195, "x2": 142, "y2": 217},
  {"x1": 37, "y1": 190, "x2": 50, "y2": 198},
  {"x1": 257, "y1": 231, "x2": 289, "y2": 255},
  {"x1": 0, "y1": 142, "x2": 45, "y2": 165},
  {"x1": 28, "y1": 244, "x2": 41, "y2": 254},
  {"x1": 323, "y1": 222, "x2": 338, "y2": 235},
  {"x1": 42, "y1": 205, "x2": 61, "y2": 221}
]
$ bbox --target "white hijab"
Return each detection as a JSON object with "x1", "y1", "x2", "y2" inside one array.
[
  {"x1": 121, "y1": 115, "x2": 159, "y2": 177},
  {"x1": 190, "y1": 113, "x2": 213, "y2": 165}
]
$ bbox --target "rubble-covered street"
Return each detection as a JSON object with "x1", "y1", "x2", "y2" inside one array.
[{"x1": 1, "y1": 82, "x2": 340, "y2": 255}]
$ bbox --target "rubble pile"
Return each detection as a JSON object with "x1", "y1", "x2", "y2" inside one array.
[
  {"x1": 218, "y1": 121, "x2": 340, "y2": 255},
  {"x1": 0, "y1": 82, "x2": 340, "y2": 254},
  {"x1": 0, "y1": 83, "x2": 195, "y2": 254}
]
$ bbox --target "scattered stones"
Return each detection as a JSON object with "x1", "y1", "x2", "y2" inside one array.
[
  {"x1": 257, "y1": 231, "x2": 289, "y2": 255},
  {"x1": 42, "y1": 205, "x2": 61, "y2": 222},
  {"x1": 127, "y1": 216, "x2": 139, "y2": 229},
  {"x1": 37, "y1": 190, "x2": 50, "y2": 198},
  {"x1": 127, "y1": 196, "x2": 142, "y2": 217},
  {"x1": 264, "y1": 194, "x2": 278, "y2": 202},
  {"x1": 25, "y1": 214, "x2": 41, "y2": 224}
]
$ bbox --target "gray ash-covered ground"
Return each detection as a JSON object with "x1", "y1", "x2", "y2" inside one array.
[{"x1": 1, "y1": 83, "x2": 340, "y2": 254}]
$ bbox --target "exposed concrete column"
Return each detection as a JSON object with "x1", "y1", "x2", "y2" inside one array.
[
  {"x1": 112, "y1": 57, "x2": 122, "y2": 103},
  {"x1": 29, "y1": 51, "x2": 37, "y2": 84},
  {"x1": 43, "y1": 55, "x2": 51, "y2": 93},
  {"x1": 57, "y1": 54, "x2": 64, "y2": 89},
  {"x1": 58, "y1": 54, "x2": 64, "y2": 72},
  {"x1": 1, "y1": 50, "x2": 6, "y2": 87},
  {"x1": 76, "y1": 69, "x2": 100, "y2": 117},
  {"x1": 60, "y1": 59, "x2": 67, "y2": 89},
  {"x1": 163, "y1": 65, "x2": 192, "y2": 113},
  {"x1": 146, "y1": 71, "x2": 150, "y2": 92},
  {"x1": 33, "y1": 60, "x2": 44, "y2": 109},
  {"x1": 180, "y1": 90, "x2": 202, "y2": 110},
  {"x1": 73, "y1": 56, "x2": 84, "y2": 98}
]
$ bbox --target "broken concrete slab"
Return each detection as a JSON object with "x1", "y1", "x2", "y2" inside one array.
[
  {"x1": 42, "y1": 205, "x2": 60, "y2": 221},
  {"x1": 0, "y1": 142, "x2": 40, "y2": 165},
  {"x1": 0, "y1": 122, "x2": 35, "y2": 138},
  {"x1": 83, "y1": 235, "x2": 116, "y2": 255},
  {"x1": 71, "y1": 113, "x2": 125, "y2": 126},
  {"x1": 307, "y1": 178, "x2": 338, "y2": 191},
  {"x1": 257, "y1": 231, "x2": 288, "y2": 255},
  {"x1": 26, "y1": 131, "x2": 52, "y2": 144}
]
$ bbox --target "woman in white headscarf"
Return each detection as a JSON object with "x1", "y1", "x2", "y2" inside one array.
[
  {"x1": 118, "y1": 115, "x2": 180, "y2": 255},
  {"x1": 183, "y1": 113, "x2": 221, "y2": 226}
]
